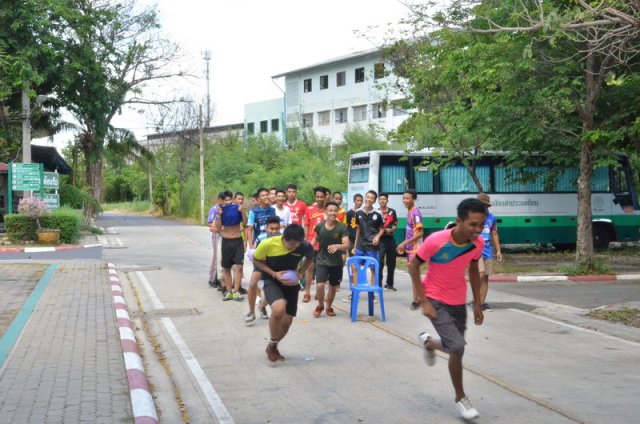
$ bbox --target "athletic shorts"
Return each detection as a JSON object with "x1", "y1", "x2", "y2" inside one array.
[
  {"x1": 354, "y1": 248, "x2": 378, "y2": 266},
  {"x1": 315, "y1": 265, "x2": 343, "y2": 286},
  {"x1": 429, "y1": 299, "x2": 467, "y2": 354},
  {"x1": 221, "y1": 237, "x2": 244, "y2": 269},
  {"x1": 263, "y1": 278, "x2": 299, "y2": 316},
  {"x1": 478, "y1": 257, "x2": 494, "y2": 276}
]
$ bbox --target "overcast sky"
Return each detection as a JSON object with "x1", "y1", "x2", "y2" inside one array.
[{"x1": 36, "y1": 0, "x2": 416, "y2": 148}]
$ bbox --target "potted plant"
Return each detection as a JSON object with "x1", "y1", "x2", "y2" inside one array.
[{"x1": 17, "y1": 197, "x2": 60, "y2": 244}]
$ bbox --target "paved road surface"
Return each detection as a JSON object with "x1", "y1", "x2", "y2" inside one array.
[{"x1": 98, "y1": 212, "x2": 640, "y2": 424}]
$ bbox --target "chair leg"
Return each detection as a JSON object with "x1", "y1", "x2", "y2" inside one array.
[
  {"x1": 368, "y1": 292, "x2": 374, "y2": 316},
  {"x1": 350, "y1": 291, "x2": 358, "y2": 322},
  {"x1": 379, "y1": 291, "x2": 386, "y2": 321}
]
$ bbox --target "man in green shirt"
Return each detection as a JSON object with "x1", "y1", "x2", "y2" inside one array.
[{"x1": 311, "y1": 201, "x2": 349, "y2": 318}]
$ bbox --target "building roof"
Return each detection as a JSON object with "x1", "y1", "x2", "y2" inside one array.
[
  {"x1": 271, "y1": 48, "x2": 380, "y2": 78},
  {"x1": 0, "y1": 146, "x2": 71, "y2": 174},
  {"x1": 0, "y1": 162, "x2": 7, "y2": 172}
]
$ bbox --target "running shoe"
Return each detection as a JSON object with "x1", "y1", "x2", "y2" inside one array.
[
  {"x1": 223, "y1": 291, "x2": 233, "y2": 301},
  {"x1": 208, "y1": 280, "x2": 215, "y2": 288},
  {"x1": 326, "y1": 307, "x2": 336, "y2": 316},
  {"x1": 384, "y1": 284, "x2": 397, "y2": 291},
  {"x1": 233, "y1": 292, "x2": 243, "y2": 302},
  {"x1": 482, "y1": 303, "x2": 491, "y2": 311},
  {"x1": 342, "y1": 294, "x2": 352, "y2": 303},
  {"x1": 455, "y1": 396, "x2": 479, "y2": 420},
  {"x1": 260, "y1": 307, "x2": 269, "y2": 320},
  {"x1": 410, "y1": 301, "x2": 421, "y2": 311},
  {"x1": 238, "y1": 286, "x2": 248, "y2": 295},
  {"x1": 265, "y1": 344, "x2": 285, "y2": 362},
  {"x1": 418, "y1": 332, "x2": 436, "y2": 366},
  {"x1": 244, "y1": 312, "x2": 256, "y2": 323}
]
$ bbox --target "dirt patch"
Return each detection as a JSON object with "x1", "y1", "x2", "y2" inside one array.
[{"x1": 587, "y1": 308, "x2": 640, "y2": 328}]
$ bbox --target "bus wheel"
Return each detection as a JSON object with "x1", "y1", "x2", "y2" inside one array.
[
  {"x1": 552, "y1": 243, "x2": 575, "y2": 251},
  {"x1": 592, "y1": 225, "x2": 611, "y2": 251}
]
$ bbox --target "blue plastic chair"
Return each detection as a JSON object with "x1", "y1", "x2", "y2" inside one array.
[{"x1": 346, "y1": 256, "x2": 386, "y2": 322}]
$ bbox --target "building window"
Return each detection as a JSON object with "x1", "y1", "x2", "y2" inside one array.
[
  {"x1": 374, "y1": 63, "x2": 385, "y2": 79},
  {"x1": 372, "y1": 103, "x2": 385, "y2": 119},
  {"x1": 318, "y1": 110, "x2": 330, "y2": 126},
  {"x1": 302, "y1": 113, "x2": 313, "y2": 128},
  {"x1": 304, "y1": 78, "x2": 312, "y2": 93},
  {"x1": 247, "y1": 123, "x2": 255, "y2": 134},
  {"x1": 335, "y1": 108, "x2": 348, "y2": 124},
  {"x1": 271, "y1": 118, "x2": 279, "y2": 132},
  {"x1": 355, "y1": 67, "x2": 365, "y2": 83},
  {"x1": 393, "y1": 107, "x2": 408, "y2": 116},
  {"x1": 353, "y1": 105, "x2": 367, "y2": 122},
  {"x1": 336, "y1": 71, "x2": 346, "y2": 87},
  {"x1": 260, "y1": 120, "x2": 268, "y2": 133},
  {"x1": 320, "y1": 75, "x2": 328, "y2": 90}
]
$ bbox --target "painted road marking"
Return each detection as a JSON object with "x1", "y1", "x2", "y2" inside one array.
[{"x1": 0, "y1": 264, "x2": 58, "y2": 367}]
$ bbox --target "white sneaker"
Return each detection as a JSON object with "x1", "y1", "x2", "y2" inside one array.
[
  {"x1": 342, "y1": 294, "x2": 352, "y2": 303},
  {"x1": 456, "y1": 396, "x2": 479, "y2": 420},
  {"x1": 418, "y1": 332, "x2": 436, "y2": 366},
  {"x1": 244, "y1": 312, "x2": 256, "y2": 323}
]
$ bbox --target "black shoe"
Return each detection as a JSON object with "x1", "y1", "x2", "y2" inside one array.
[
  {"x1": 482, "y1": 303, "x2": 491, "y2": 311},
  {"x1": 238, "y1": 286, "x2": 248, "y2": 295},
  {"x1": 384, "y1": 284, "x2": 397, "y2": 291},
  {"x1": 410, "y1": 301, "x2": 421, "y2": 311},
  {"x1": 208, "y1": 280, "x2": 215, "y2": 288}
]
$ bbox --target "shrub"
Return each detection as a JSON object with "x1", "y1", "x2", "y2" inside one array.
[
  {"x1": 60, "y1": 184, "x2": 85, "y2": 209},
  {"x1": 4, "y1": 208, "x2": 82, "y2": 243},
  {"x1": 4, "y1": 214, "x2": 37, "y2": 242},
  {"x1": 41, "y1": 208, "x2": 82, "y2": 243},
  {"x1": 17, "y1": 197, "x2": 49, "y2": 229}
]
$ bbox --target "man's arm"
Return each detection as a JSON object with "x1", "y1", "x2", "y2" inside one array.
[
  {"x1": 491, "y1": 229, "x2": 503, "y2": 262},
  {"x1": 328, "y1": 235, "x2": 350, "y2": 254},
  {"x1": 409, "y1": 255, "x2": 436, "y2": 319},
  {"x1": 468, "y1": 260, "x2": 484, "y2": 325},
  {"x1": 252, "y1": 257, "x2": 284, "y2": 282},
  {"x1": 397, "y1": 227, "x2": 424, "y2": 253}
]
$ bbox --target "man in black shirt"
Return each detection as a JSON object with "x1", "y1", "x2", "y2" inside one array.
[
  {"x1": 353, "y1": 190, "x2": 385, "y2": 286},
  {"x1": 378, "y1": 192, "x2": 398, "y2": 290}
]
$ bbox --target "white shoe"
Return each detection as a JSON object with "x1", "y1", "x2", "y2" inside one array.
[
  {"x1": 244, "y1": 312, "x2": 256, "y2": 323},
  {"x1": 418, "y1": 332, "x2": 436, "y2": 366},
  {"x1": 456, "y1": 396, "x2": 479, "y2": 420}
]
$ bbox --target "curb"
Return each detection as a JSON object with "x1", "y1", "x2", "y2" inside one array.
[
  {"x1": 490, "y1": 274, "x2": 640, "y2": 282},
  {"x1": 108, "y1": 263, "x2": 159, "y2": 424},
  {"x1": 0, "y1": 243, "x2": 102, "y2": 254}
]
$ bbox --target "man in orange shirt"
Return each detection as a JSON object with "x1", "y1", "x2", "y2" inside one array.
[{"x1": 302, "y1": 186, "x2": 327, "y2": 303}]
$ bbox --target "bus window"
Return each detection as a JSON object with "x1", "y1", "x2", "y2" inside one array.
[
  {"x1": 495, "y1": 166, "x2": 546, "y2": 192},
  {"x1": 592, "y1": 167, "x2": 609, "y2": 192},
  {"x1": 380, "y1": 156, "x2": 407, "y2": 193},
  {"x1": 439, "y1": 163, "x2": 489, "y2": 193},
  {"x1": 415, "y1": 167, "x2": 434, "y2": 193},
  {"x1": 349, "y1": 157, "x2": 370, "y2": 183}
]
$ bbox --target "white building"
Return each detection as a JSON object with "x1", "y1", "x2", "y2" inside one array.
[{"x1": 244, "y1": 48, "x2": 411, "y2": 145}]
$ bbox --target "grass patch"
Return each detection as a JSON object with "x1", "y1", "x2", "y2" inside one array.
[
  {"x1": 102, "y1": 200, "x2": 152, "y2": 214},
  {"x1": 587, "y1": 308, "x2": 640, "y2": 328},
  {"x1": 89, "y1": 226, "x2": 103, "y2": 235},
  {"x1": 562, "y1": 258, "x2": 613, "y2": 276}
]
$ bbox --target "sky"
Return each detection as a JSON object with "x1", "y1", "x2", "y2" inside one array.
[{"x1": 34, "y1": 0, "x2": 415, "y2": 149}]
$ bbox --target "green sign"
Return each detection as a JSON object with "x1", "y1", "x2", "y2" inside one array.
[
  {"x1": 10, "y1": 163, "x2": 42, "y2": 191},
  {"x1": 41, "y1": 193, "x2": 60, "y2": 209},
  {"x1": 43, "y1": 172, "x2": 59, "y2": 189}
]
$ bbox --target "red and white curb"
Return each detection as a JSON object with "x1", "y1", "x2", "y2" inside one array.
[
  {"x1": 0, "y1": 243, "x2": 102, "y2": 254},
  {"x1": 108, "y1": 263, "x2": 159, "y2": 424},
  {"x1": 491, "y1": 274, "x2": 640, "y2": 282}
]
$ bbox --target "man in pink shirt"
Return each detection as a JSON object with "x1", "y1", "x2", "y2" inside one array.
[{"x1": 408, "y1": 198, "x2": 487, "y2": 421}]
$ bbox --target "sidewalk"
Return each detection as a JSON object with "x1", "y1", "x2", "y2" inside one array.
[{"x1": 0, "y1": 261, "x2": 132, "y2": 423}]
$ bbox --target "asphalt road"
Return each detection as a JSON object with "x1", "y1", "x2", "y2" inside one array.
[{"x1": 98, "y1": 212, "x2": 640, "y2": 424}]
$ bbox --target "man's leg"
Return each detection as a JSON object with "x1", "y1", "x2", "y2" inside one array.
[
  {"x1": 232, "y1": 264, "x2": 243, "y2": 295},
  {"x1": 247, "y1": 271, "x2": 261, "y2": 314},
  {"x1": 303, "y1": 260, "x2": 314, "y2": 302},
  {"x1": 385, "y1": 241, "x2": 397, "y2": 287},
  {"x1": 377, "y1": 245, "x2": 387, "y2": 287},
  {"x1": 222, "y1": 267, "x2": 233, "y2": 299},
  {"x1": 314, "y1": 282, "x2": 325, "y2": 317},
  {"x1": 209, "y1": 232, "x2": 219, "y2": 286},
  {"x1": 266, "y1": 299, "x2": 293, "y2": 361}
]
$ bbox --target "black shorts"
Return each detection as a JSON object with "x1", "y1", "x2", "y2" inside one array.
[
  {"x1": 221, "y1": 237, "x2": 244, "y2": 269},
  {"x1": 263, "y1": 278, "x2": 300, "y2": 316},
  {"x1": 429, "y1": 299, "x2": 467, "y2": 353},
  {"x1": 315, "y1": 265, "x2": 343, "y2": 286}
]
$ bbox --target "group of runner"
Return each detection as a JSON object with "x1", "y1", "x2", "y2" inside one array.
[{"x1": 207, "y1": 185, "x2": 501, "y2": 421}]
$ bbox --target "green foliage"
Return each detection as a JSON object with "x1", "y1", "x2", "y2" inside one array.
[
  {"x1": 4, "y1": 214, "x2": 37, "y2": 243},
  {"x1": 102, "y1": 201, "x2": 152, "y2": 213},
  {"x1": 40, "y1": 208, "x2": 82, "y2": 243},
  {"x1": 60, "y1": 184, "x2": 86, "y2": 208},
  {"x1": 562, "y1": 258, "x2": 612, "y2": 276}
]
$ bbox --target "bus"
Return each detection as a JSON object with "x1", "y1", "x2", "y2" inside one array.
[{"x1": 347, "y1": 150, "x2": 640, "y2": 250}]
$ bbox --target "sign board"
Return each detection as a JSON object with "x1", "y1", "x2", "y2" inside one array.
[
  {"x1": 43, "y1": 172, "x2": 59, "y2": 189},
  {"x1": 10, "y1": 163, "x2": 42, "y2": 191},
  {"x1": 41, "y1": 193, "x2": 60, "y2": 209}
]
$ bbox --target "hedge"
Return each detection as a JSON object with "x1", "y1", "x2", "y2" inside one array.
[{"x1": 4, "y1": 208, "x2": 82, "y2": 244}]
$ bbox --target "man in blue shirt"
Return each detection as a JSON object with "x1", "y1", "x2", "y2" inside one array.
[
  {"x1": 477, "y1": 193, "x2": 503, "y2": 311},
  {"x1": 207, "y1": 192, "x2": 227, "y2": 290}
]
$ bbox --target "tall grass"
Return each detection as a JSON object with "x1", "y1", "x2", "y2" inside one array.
[{"x1": 102, "y1": 200, "x2": 153, "y2": 214}]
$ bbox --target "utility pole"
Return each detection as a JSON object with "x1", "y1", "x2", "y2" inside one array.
[
  {"x1": 202, "y1": 50, "x2": 212, "y2": 127},
  {"x1": 22, "y1": 87, "x2": 31, "y2": 164},
  {"x1": 199, "y1": 105, "x2": 205, "y2": 225}
]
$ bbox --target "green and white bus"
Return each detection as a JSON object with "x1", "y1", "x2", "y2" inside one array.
[{"x1": 347, "y1": 150, "x2": 640, "y2": 249}]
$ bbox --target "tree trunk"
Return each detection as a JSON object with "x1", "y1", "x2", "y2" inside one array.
[
  {"x1": 575, "y1": 140, "x2": 594, "y2": 268},
  {"x1": 83, "y1": 139, "x2": 104, "y2": 202}
]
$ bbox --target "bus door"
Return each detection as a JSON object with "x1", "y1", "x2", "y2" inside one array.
[{"x1": 612, "y1": 157, "x2": 639, "y2": 212}]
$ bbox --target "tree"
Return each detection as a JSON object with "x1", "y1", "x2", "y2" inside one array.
[
  {"x1": 394, "y1": 0, "x2": 640, "y2": 268},
  {"x1": 58, "y1": 0, "x2": 185, "y2": 201}
]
